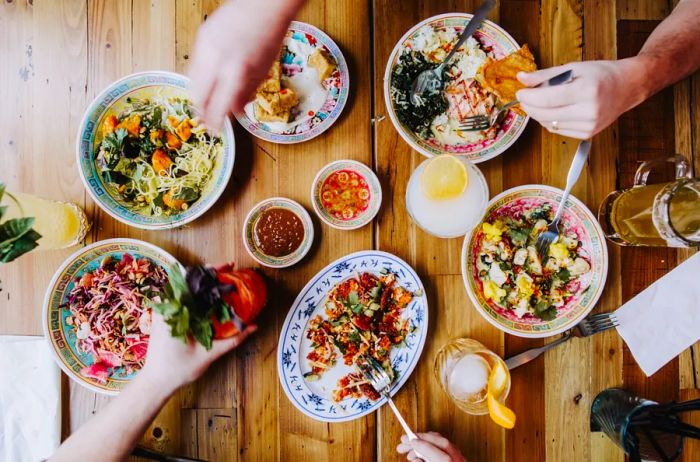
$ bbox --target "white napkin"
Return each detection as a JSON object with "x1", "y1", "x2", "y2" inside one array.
[
  {"x1": 615, "y1": 251, "x2": 700, "y2": 377},
  {"x1": 0, "y1": 336, "x2": 61, "y2": 462}
]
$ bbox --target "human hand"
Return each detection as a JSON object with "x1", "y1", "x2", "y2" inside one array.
[
  {"x1": 188, "y1": 0, "x2": 304, "y2": 130},
  {"x1": 140, "y1": 311, "x2": 256, "y2": 392},
  {"x1": 396, "y1": 432, "x2": 467, "y2": 462},
  {"x1": 515, "y1": 57, "x2": 652, "y2": 139}
]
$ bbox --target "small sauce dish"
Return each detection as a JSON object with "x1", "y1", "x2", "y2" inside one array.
[
  {"x1": 243, "y1": 197, "x2": 314, "y2": 268},
  {"x1": 310, "y1": 159, "x2": 382, "y2": 230}
]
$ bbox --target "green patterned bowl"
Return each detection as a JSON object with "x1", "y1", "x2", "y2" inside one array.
[
  {"x1": 76, "y1": 71, "x2": 235, "y2": 230},
  {"x1": 243, "y1": 198, "x2": 314, "y2": 268},
  {"x1": 461, "y1": 185, "x2": 609, "y2": 338},
  {"x1": 42, "y1": 239, "x2": 179, "y2": 394},
  {"x1": 310, "y1": 160, "x2": 382, "y2": 230}
]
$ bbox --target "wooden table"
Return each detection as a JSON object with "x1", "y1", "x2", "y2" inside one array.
[{"x1": 1, "y1": 0, "x2": 699, "y2": 461}]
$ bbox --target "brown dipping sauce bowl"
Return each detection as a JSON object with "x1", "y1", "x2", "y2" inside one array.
[{"x1": 243, "y1": 197, "x2": 314, "y2": 268}]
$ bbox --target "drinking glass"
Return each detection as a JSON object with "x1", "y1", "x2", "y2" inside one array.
[
  {"x1": 3, "y1": 191, "x2": 90, "y2": 250},
  {"x1": 598, "y1": 155, "x2": 700, "y2": 247},
  {"x1": 434, "y1": 338, "x2": 510, "y2": 415},
  {"x1": 590, "y1": 388, "x2": 683, "y2": 461}
]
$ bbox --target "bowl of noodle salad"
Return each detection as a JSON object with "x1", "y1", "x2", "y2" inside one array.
[
  {"x1": 43, "y1": 239, "x2": 179, "y2": 394},
  {"x1": 77, "y1": 71, "x2": 235, "y2": 230}
]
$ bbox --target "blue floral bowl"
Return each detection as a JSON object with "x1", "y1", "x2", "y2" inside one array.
[{"x1": 76, "y1": 71, "x2": 235, "y2": 230}]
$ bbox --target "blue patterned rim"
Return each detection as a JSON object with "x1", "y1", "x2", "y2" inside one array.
[
  {"x1": 310, "y1": 160, "x2": 382, "y2": 230},
  {"x1": 461, "y1": 185, "x2": 609, "y2": 338},
  {"x1": 278, "y1": 250, "x2": 429, "y2": 422},
  {"x1": 76, "y1": 71, "x2": 235, "y2": 230},
  {"x1": 383, "y1": 13, "x2": 529, "y2": 163},
  {"x1": 234, "y1": 21, "x2": 350, "y2": 144},
  {"x1": 242, "y1": 197, "x2": 315, "y2": 268},
  {"x1": 42, "y1": 239, "x2": 179, "y2": 395}
]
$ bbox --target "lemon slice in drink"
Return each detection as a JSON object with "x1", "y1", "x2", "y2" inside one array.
[
  {"x1": 486, "y1": 361, "x2": 516, "y2": 429},
  {"x1": 420, "y1": 155, "x2": 468, "y2": 200}
]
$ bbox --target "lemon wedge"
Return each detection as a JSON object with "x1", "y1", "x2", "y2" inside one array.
[
  {"x1": 487, "y1": 391, "x2": 516, "y2": 429},
  {"x1": 420, "y1": 155, "x2": 468, "y2": 200},
  {"x1": 488, "y1": 361, "x2": 508, "y2": 396},
  {"x1": 486, "y1": 361, "x2": 516, "y2": 429}
]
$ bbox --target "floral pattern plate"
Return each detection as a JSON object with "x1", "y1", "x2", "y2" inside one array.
[
  {"x1": 278, "y1": 250, "x2": 429, "y2": 422},
  {"x1": 383, "y1": 13, "x2": 528, "y2": 163},
  {"x1": 311, "y1": 159, "x2": 382, "y2": 230},
  {"x1": 42, "y1": 239, "x2": 179, "y2": 394},
  {"x1": 77, "y1": 71, "x2": 235, "y2": 230},
  {"x1": 461, "y1": 185, "x2": 609, "y2": 338},
  {"x1": 235, "y1": 21, "x2": 350, "y2": 144},
  {"x1": 242, "y1": 197, "x2": 315, "y2": 268}
]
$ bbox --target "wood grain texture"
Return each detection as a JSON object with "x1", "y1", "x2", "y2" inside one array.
[{"x1": 1, "y1": 0, "x2": 699, "y2": 461}]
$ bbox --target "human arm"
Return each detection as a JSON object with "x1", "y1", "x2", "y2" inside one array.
[
  {"x1": 396, "y1": 432, "x2": 468, "y2": 462},
  {"x1": 49, "y1": 314, "x2": 256, "y2": 462},
  {"x1": 515, "y1": 0, "x2": 700, "y2": 139},
  {"x1": 188, "y1": 0, "x2": 307, "y2": 130}
]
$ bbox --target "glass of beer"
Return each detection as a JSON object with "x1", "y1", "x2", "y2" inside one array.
[
  {"x1": 434, "y1": 338, "x2": 510, "y2": 415},
  {"x1": 598, "y1": 155, "x2": 700, "y2": 247}
]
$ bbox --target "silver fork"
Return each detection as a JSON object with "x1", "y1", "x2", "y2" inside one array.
[
  {"x1": 457, "y1": 69, "x2": 574, "y2": 132},
  {"x1": 357, "y1": 355, "x2": 422, "y2": 450},
  {"x1": 535, "y1": 139, "x2": 591, "y2": 260},
  {"x1": 505, "y1": 312, "x2": 619, "y2": 370}
]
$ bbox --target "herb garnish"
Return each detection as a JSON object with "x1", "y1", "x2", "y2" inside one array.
[{"x1": 0, "y1": 182, "x2": 42, "y2": 263}]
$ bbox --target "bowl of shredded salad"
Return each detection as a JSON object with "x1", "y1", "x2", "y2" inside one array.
[
  {"x1": 77, "y1": 71, "x2": 235, "y2": 230},
  {"x1": 43, "y1": 238, "x2": 179, "y2": 394}
]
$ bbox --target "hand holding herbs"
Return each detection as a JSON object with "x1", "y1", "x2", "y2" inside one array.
[
  {"x1": 151, "y1": 263, "x2": 267, "y2": 350},
  {"x1": 0, "y1": 182, "x2": 41, "y2": 263},
  {"x1": 142, "y1": 310, "x2": 257, "y2": 391}
]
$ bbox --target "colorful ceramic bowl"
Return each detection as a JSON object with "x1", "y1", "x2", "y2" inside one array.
[
  {"x1": 311, "y1": 160, "x2": 382, "y2": 230},
  {"x1": 42, "y1": 239, "x2": 179, "y2": 394},
  {"x1": 234, "y1": 21, "x2": 350, "y2": 144},
  {"x1": 383, "y1": 13, "x2": 528, "y2": 163},
  {"x1": 243, "y1": 197, "x2": 315, "y2": 268},
  {"x1": 461, "y1": 185, "x2": 609, "y2": 338},
  {"x1": 76, "y1": 71, "x2": 235, "y2": 230}
]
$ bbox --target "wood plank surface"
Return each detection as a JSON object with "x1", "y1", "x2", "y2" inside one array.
[{"x1": 1, "y1": 0, "x2": 699, "y2": 461}]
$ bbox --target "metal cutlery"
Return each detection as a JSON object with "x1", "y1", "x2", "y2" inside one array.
[
  {"x1": 410, "y1": 0, "x2": 496, "y2": 106},
  {"x1": 457, "y1": 69, "x2": 574, "y2": 131},
  {"x1": 535, "y1": 139, "x2": 591, "y2": 260},
  {"x1": 358, "y1": 355, "x2": 422, "y2": 450},
  {"x1": 505, "y1": 312, "x2": 619, "y2": 370}
]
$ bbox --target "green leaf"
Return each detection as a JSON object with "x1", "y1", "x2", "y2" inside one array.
[
  {"x1": 556, "y1": 268, "x2": 572, "y2": 283},
  {"x1": 0, "y1": 205, "x2": 6, "y2": 221},
  {"x1": 0, "y1": 217, "x2": 36, "y2": 247},
  {"x1": 347, "y1": 291, "x2": 359, "y2": 305},
  {"x1": 0, "y1": 229, "x2": 41, "y2": 263},
  {"x1": 350, "y1": 304, "x2": 363, "y2": 315},
  {"x1": 102, "y1": 128, "x2": 128, "y2": 154},
  {"x1": 0, "y1": 182, "x2": 5, "y2": 204},
  {"x1": 507, "y1": 227, "x2": 529, "y2": 247},
  {"x1": 190, "y1": 317, "x2": 213, "y2": 351},
  {"x1": 167, "y1": 265, "x2": 189, "y2": 302},
  {"x1": 534, "y1": 301, "x2": 557, "y2": 321},
  {"x1": 348, "y1": 331, "x2": 361, "y2": 343},
  {"x1": 172, "y1": 187, "x2": 199, "y2": 202}
]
